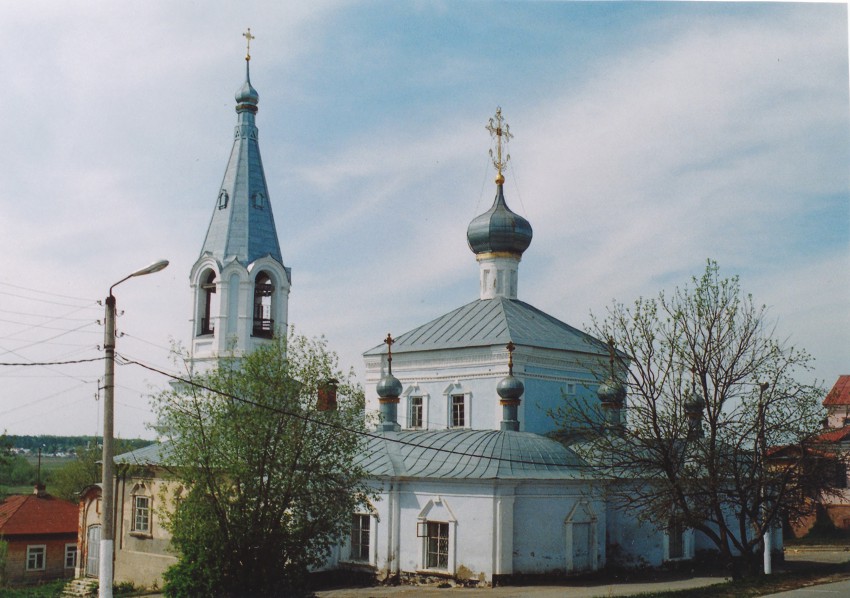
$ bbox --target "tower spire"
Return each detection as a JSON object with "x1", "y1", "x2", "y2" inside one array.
[{"x1": 189, "y1": 41, "x2": 291, "y2": 364}]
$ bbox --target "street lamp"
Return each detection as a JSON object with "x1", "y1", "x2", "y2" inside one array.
[{"x1": 100, "y1": 260, "x2": 168, "y2": 598}]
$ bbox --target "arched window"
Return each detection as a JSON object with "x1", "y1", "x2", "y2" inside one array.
[
  {"x1": 218, "y1": 189, "x2": 229, "y2": 209},
  {"x1": 252, "y1": 272, "x2": 274, "y2": 338},
  {"x1": 200, "y1": 271, "x2": 217, "y2": 336}
]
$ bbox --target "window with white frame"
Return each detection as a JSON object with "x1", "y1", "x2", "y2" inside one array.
[
  {"x1": 349, "y1": 514, "x2": 370, "y2": 562},
  {"x1": 132, "y1": 494, "x2": 151, "y2": 534},
  {"x1": 65, "y1": 544, "x2": 77, "y2": 569},
  {"x1": 26, "y1": 545, "x2": 46, "y2": 571},
  {"x1": 450, "y1": 394, "x2": 465, "y2": 428},
  {"x1": 408, "y1": 396, "x2": 423, "y2": 429}
]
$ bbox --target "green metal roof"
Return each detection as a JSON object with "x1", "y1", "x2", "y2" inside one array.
[
  {"x1": 364, "y1": 297, "x2": 608, "y2": 356},
  {"x1": 358, "y1": 429, "x2": 589, "y2": 480}
]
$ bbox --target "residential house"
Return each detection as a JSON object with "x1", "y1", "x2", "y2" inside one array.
[{"x1": 0, "y1": 485, "x2": 77, "y2": 585}]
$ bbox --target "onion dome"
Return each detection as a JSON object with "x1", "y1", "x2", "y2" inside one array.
[
  {"x1": 497, "y1": 373, "x2": 524, "y2": 401},
  {"x1": 236, "y1": 78, "x2": 259, "y2": 105},
  {"x1": 467, "y1": 185, "x2": 533, "y2": 256},
  {"x1": 684, "y1": 385, "x2": 706, "y2": 415},
  {"x1": 377, "y1": 372, "x2": 402, "y2": 399},
  {"x1": 235, "y1": 60, "x2": 259, "y2": 114},
  {"x1": 597, "y1": 377, "x2": 626, "y2": 406}
]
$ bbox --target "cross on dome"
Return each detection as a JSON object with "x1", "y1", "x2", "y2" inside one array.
[
  {"x1": 486, "y1": 107, "x2": 512, "y2": 184},
  {"x1": 243, "y1": 28, "x2": 255, "y2": 61}
]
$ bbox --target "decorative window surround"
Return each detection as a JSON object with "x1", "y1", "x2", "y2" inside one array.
[
  {"x1": 564, "y1": 501, "x2": 598, "y2": 572},
  {"x1": 131, "y1": 484, "x2": 152, "y2": 537},
  {"x1": 416, "y1": 497, "x2": 457, "y2": 574},
  {"x1": 443, "y1": 383, "x2": 470, "y2": 429}
]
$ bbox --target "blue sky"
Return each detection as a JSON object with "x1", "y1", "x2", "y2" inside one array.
[{"x1": 0, "y1": 1, "x2": 847, "y2": 439}]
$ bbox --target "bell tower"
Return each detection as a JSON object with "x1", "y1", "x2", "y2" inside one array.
[{"x1": 190, "y1": 30, "x2": 291, "y2": 364}]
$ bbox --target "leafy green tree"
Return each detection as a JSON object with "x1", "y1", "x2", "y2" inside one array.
[
  {"x1": 555, "y1": 260, "x2": 831, "y2": 577},
  {"x1": 154, "y1": 331, "x2": 371, "y2": 598}
]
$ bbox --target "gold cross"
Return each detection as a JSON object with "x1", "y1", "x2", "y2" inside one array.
[
  {"x1": 486, "y1": 107, "x2": 513, "y2": 183},
  {"x1": 243, "y1": 28, "x2": 255, "y2": 61},
  {"x1": 384, "y1": 333, "x2": 395, "y2": 372}
]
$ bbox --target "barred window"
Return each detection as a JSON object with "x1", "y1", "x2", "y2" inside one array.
[
  {"x1": 350, "y1": 514, "x2": 370, "y2": 562},
  {"x1": 426, "y1": 522, "x2": 449, "y2": 569}
]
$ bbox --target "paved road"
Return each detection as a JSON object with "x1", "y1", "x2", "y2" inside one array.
[
  {"x1": 761, "y1": 578, "x2": 850, "y2": 597},
  {"x1": 315, "y1": 576, "x2": 726, "y2": 598},
  {"x1": 314, "y1": 547, "x2": 850, "y2": 598}
]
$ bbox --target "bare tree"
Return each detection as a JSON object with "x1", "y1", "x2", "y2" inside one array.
[{"x1": 554, "y1": 260, "x2": 830, "y2": 577}]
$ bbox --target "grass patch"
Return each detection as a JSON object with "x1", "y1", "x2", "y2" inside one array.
[{"x1": 0, "y1": 580, "x2": 66, "y2": 597}]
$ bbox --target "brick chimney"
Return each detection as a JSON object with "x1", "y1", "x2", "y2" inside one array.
[{"x1": 317, "y1": 378, "x2": 339, "y2": 411}]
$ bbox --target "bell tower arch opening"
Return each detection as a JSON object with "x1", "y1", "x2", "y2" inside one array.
[
  {"x1": 252, "y1": 271, "x2": 275, "y2": 338},
  {"x1": 199, "y1": 269, "x2": 219, "y2": 337}
]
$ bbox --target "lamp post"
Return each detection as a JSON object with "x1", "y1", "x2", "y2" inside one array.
[{"x1": 100, "y1": 260, "x2": 168, "y2": 598}]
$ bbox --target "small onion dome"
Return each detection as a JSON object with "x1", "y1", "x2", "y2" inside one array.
[
  {"x1": 376, "y1": 372, "x2": 402, "y2": 399},
  {"x1": 598, "y1": 378, "x2": 626, "y2": 405},
  {"x1": 467, "y1": 185, "x2": 532, "y2": 256},
  {"x1": 684, "y1": 388, "x2": 706, "y2": 415},
  {"x1": 236, "y1": 78, "x2": 259, "y2": 105},
  {"x1": 497, "y1": 374, "x2": 524, "y2": 401}
]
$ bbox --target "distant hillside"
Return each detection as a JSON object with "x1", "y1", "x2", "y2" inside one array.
[{"x1": 4, "y1": 435, "x2": 153, "y2": 456}]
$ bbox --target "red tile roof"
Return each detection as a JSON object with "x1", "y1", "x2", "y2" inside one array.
[
  {"x1": 823, "y1": 375, "x2": 850, "y2": 406},
  {"x1": 0, "y1": 492, "x2": 77, "y2": 536},
  {"x1": 814, "y1": 426, "x2": 850, "y2": 443}
]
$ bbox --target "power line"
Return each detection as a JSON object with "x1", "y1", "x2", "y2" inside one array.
[
  {"x1": 0, "y1": 356, "x2": 106, "y2": 367},
  {"x1": 0, "y1": 288, "x2": 98, "y2": 309},
  {"x1": 0, "y1": 280, "x2": 97, "y2": 303},
  {"x1": 119, "y1": 353, "x2": 593, "y2": 470}
]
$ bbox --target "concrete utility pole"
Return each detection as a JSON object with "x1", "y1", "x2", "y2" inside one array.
[
  {"x1": 99, "y1": 260, "x2": 168, "y2": 598},
  {"x1": 758, "y1": 381, "x2": 772, "y2": 575}
]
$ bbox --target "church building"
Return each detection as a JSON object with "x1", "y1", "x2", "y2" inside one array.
[{"x1": 76, "y1": 44, "x2": 781, "y2": 590}]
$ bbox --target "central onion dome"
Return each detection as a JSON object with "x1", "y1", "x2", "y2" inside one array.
[{"x1": 466, "y1": 184, "x2": 533, "y2": 256}]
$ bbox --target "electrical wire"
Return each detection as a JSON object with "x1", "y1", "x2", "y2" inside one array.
[{"x1": 118, "y1": 353, "x2": 594, "y2": 470}]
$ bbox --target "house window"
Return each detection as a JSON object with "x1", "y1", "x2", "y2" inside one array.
[
  {"x1": 350, "y1": 514, "x2": 370, "y2": 562},
  {"x1": 565, "y1": 383, "x2": 576, "y2": 395},
  {"x1": 451, "y1": 395, "x2": 465, "y2": 428},
  {"x1": 425, "y1": 522, "x2": 449, "y2": 569},
  {"x1": 26, "y1": 545, "x2": 46, "y2": 571},
  {"x1": 408, "y1": 396, "x2": 423, "y2": 429},
  {"x1": 65, "y1": 544, "x2": 77, "y2": 569},
  {"x1": 133, "y1": 495, "x2": 151, "y2": 533}
]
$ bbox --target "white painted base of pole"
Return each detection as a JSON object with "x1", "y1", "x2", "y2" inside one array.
[
  {"x1": 99, "y1": 539, "x2": 113, "y2": 598},
  {"x1": 763, "y1": 529, "x2": 772, "y2": 575}
]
